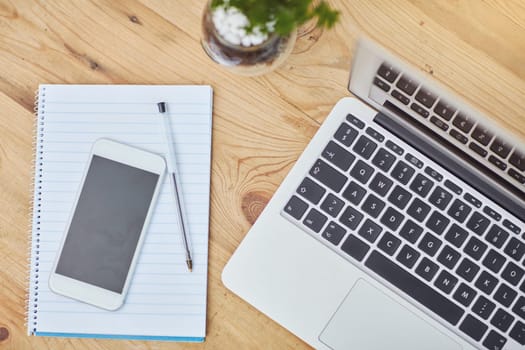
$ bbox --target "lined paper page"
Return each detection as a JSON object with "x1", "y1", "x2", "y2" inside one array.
[{"x1": 28, "y1": 85, "x2": 212, "y2": 339}]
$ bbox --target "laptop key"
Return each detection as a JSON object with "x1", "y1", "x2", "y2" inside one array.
[
  {"x1": 284, "y1": 196, "x2": 309, "y2": 220},
  {"x1": 510, "y1": 321, "x2": 525, "y2": 346},
  {"x1": 415, "y1": 257, "x2": 439, "y2": 281},
  {"x1": 378, "y1": 232, "x2": 401, "y2": 256},
  {"x1": 472, "y1": 125, "x2": 494, "y2": 146},
  {"x1": 391, "y1": 160, "x2": 415, "y2": 185},
  {"x1": 464, "y1": 236, "x2": 488, "y2": 260},
  {"x1": 464, "y1": 193, "x2": 482, "y2": 208},
  {"x1": 501, "y1": 261, "x2": 524, "y2": 286},
  {"x1": 377, "y1": 63, "x2": 399, "y2": 83},
  {"x1": 437, "y1": 245, "x2": 461, "y2": 270},
  {"x1": 509, "y1": 150, "x2": 525, "y2": 171},
  {"x1": 488, "y1": 155, "x2": 507, "y2": 170},
  {"x1": 482, "y1": 249, "x2": 506, "y2": 274},
  {"x1": 365, "y1": 127, "x2": 385, "y2": 142},
  {"x1": 396, "y1": 75, "x2": 418, "y2": 95},
  {"x1": 475, "y1": 270, "x2": 498, "y2": 295},
  {"x1": 459, "y1": 314, "x2": 488, "y2": 342},
  {"x1": 380, "y1": 206, "x2": 405, "y2": 231},
  {"x1": 504, "y1": 237, "x2": 525, "y2": 262},
  {"x1": 297, "y1": 177, "x2": 326, "y2": 204},
  {"x1": 452, "y1": 112, "x2": 474, "y2": 133},
  {"x1": 434, "y1": 100, "x2": 456, "y2": 121},
  {"x1": 322, "y1": 141, "x2": 356, "y2": 171},
  {"x1": 491, "y1": 309, "x2": 515, "y2": 333},
  {"x1": 493, "y1": 283, "x2": 517, "y2": 308},
  {"x1": 444, "y1": 180, "x2": 462, "y2": 195},
  {"x1": 415, "y1": 87, "x2": 437, "y2": 108},
  {"x1": 425, "y1": 211, "x2": 450, "y2": 235},
  {"x1": 358, "y1": 219, "x2": 383, "y2": 243},
  {"x1": 453, "y1": 283, "x2": 477, "y2": 307},
  {"x1": 372, "y1": 148, "x2": 396, "y2": 172},
  {"x1": 502, "y1": 219, "x2": 521, "y2": 235},
  {"x1": 388, "y1": 185, "x2": 412, "y2": 210},
  {"x1": 409, "y1": 173, "x2": 434, "y2": 197},
  {"x1": 352, "y1": 135, "x2": 377, "y2": 160},
  {"x1": 472, "y1": 295, "x2": 496, "y2": 320},
  {"x1": 399, "y1": 219, "x2": 424, "y2": 244},
  {"x1": 445, "y1": 224, "x2": 469, "y2": 249},
  {"x1": 434, "y1": 270, "x2": 458, "y2": 294},
  {"x1": 346, "y1": 114, "x2": 365, "y2": 129},
  {"x1": 469, "y1": 142, "x2": 488, "y2": 157},
  {"x1": 334, "y1": 123, "x2": 359, "y2": 147},
  {"x1": 310, "y1": 159, "x2": 348, "y2": 193},
  {"x1": 350, "y1": 160, "x2": 375, "y2": 184},
  {"x1": 391, "y1": 90, "x2": 410, "y2": 105},
  {"x1": 447, "y1": 198, "x2": 472, "y2": 223},
  {"x1": 322, "y1": 221, "x2": 347, "y2": 246},
  {"x1": 320, "y1": 193, "x2": 345, "y2": 218},
  {"x1": 339, "y1": 206, "x2": 364, "y2": 230},
  {"x1": 342, "y1": 181, "x2": 367, "y2": 205},
  {"x1": 368, "y1": 172, "x2": 393, "y2": 197},
  {"x1": 456, "y1": 257, "x2": 480, "y2": 282},
  {"x1": 482, "y1": 330, "x2": 507, "y2": 350},
  {"x1": 341, "y1": 234, "x2": 370, "y2": 262},
  {"x1": 424, "y1": 166, "x2": 443, "y2": 182},
  {"x1": 365, "y1": 250, "x2": 465, "y2": 326},
  {"x1": 508, "y1": 168, "x2": 525, "y2": 184},
  {"x1": 303, "y1": 208, "x2": 328, "y2": 233},
  {"x1": 490, "y1": 137, "x2": 513, "y2": 159},
  {"x1": 466, "y1": 211, "x2": 491, "y2": 236},
  {"x1": 410, "y1": 103, "x2": 429, "y2": 118},
  {"x1": 385, "y1": 140, "x2": 404, "y2": 155},
  {"x1": 449, "y1": 129, "x2": 468, "y2": 144},
  {"x1": 430, "y1": 115, "x2": 449, "y2": 131},
  {"x1": 373, "y1": 77, "x2": 390, "y2": 92},
  {"x1": 418, "y1": 232, "x2": 442, "y2": 257},
  {"x1": 397, "y1": 244, "x2": 421, "y2": 269},
  {"x1": 361, "y1": 194, "x2": 386, "y2": 218},
  {"x1": 407, "y1": 198, "x2": 431, "y2": 222},
  {"x1": 485, "y1": 225, "x2": 509, "y2": 249},
  {"x1": 428, "y1": 186, "x2": 453, "y2": 210},
  {"x1": 482, "y1": 206, "x2": 501, "y2": 221}
]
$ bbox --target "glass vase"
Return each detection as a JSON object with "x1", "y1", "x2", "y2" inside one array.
[{"x1": 200, "y1": 2, "x2": 297, "y2": 76}]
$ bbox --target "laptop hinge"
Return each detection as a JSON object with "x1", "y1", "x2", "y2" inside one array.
[{"x1": 374, "y1": 103, "x2": 524, "y2": 222}]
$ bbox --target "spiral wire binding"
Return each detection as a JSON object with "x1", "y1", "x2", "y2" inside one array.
[{"x1": 26, "y1": 86, "x2": 46, "y2": 335}]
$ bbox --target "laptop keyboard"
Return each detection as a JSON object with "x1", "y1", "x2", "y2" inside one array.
[
  {"x1": 372, "y1": 63, "x2": 525, "y2": 189},
  {"x1": 281, "y1": 113, "x2": 525, "y2": 349}
]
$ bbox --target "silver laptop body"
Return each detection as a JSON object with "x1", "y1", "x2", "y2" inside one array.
[{"x1": 222, "y1": 39, "x2": 525, "y2": 350}]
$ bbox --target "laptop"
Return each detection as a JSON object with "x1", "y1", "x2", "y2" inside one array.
[{"x1": 222, "y1": 39, "x2": 525, "y2": 350}]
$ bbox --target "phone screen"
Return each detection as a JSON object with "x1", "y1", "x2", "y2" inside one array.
[{"x1": 55, "y1": 155, "x2": 160, "y2": 294}]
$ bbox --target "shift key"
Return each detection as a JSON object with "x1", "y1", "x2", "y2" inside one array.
[
  {"x1": 365, "y1": 250, "x2": 465, "y2": 326},
  {"x1": 309, "y1": 159, "x2": 348, "y2": 192}
]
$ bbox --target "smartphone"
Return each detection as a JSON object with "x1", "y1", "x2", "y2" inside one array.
[{"x1": 49, "y1": 138, "x2": 166, "y2": 310}]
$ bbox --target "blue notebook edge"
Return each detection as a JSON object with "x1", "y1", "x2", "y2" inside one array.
[{"x1": 35, "y1": 332, "x2": 205, "y2": 342}]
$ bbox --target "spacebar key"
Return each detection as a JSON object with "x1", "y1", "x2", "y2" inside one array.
[{"x1": 365, "y1": 250, "x2": 464, "y2": 325}]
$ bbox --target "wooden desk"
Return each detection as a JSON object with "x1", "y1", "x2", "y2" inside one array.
[{"x1": 1, "y1": 1, "x2": 524, "y2": 349}]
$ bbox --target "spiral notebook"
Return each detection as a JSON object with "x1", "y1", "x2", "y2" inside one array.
[{"x1": 27, "y1": 84, "x2": 213, "y2": 341}]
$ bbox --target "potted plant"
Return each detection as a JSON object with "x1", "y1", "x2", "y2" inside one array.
[{"x1": 201, "y1": 0, "x2": 340, "y2": 76}]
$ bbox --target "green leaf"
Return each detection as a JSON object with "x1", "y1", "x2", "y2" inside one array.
[{"x1": 212, "y1": 0, "x2": 340, "y2": 36}]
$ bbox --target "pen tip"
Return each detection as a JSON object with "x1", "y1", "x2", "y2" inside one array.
[
  {"x1": 157, "y1": 102, "x2": 167, "y2": 113},
  {"x1": 186, "y1": 259, "x2": 193, "y2": 272}
]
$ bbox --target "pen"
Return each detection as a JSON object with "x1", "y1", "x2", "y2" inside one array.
[{"x1": 157, "y1": 102, "x2": 193, "y2": 272}]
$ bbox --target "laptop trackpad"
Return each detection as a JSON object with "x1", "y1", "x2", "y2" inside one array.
[{"x1": 319, "y1": 279, "x2": 462, "y2": 350}]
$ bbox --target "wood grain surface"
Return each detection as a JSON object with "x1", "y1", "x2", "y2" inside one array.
[{"x1": 0, "y1": 1, "x2": 524, "y2": 349}]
